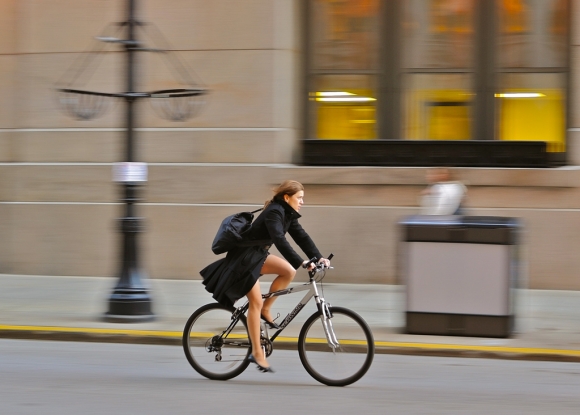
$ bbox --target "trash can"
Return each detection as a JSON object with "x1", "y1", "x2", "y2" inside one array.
[{"x1": 399, "y1": 215, "x2": 521, "y2": 338}]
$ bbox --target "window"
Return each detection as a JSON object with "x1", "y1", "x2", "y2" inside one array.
[
  {"x1": 495, "y1": 0, "x2": 569, "y2": 153},
  {"x1": 402, "y1": 0, "x2": 476, "y2": 141},
  {"x1": 307, "y1": 0, "x2": 381, "y2": 140},
  {"x1": 304, "y1": 0, "x2": 570, "y2": 166}
]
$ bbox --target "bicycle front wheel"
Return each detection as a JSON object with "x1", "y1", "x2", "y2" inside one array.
[
  {"x1": 298, "y1": 306, "x2": 374, "y2": 386},
  {"x1": 182, "y1": 303, "x2": 250, "y2": 381}
]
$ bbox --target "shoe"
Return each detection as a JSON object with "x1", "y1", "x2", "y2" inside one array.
[
  {"x1": 248, "y1": 354, "x2": 275, "y2": 373},
  {"x1": 260, "y1": 314, "x2": 280, "y2": 329}
]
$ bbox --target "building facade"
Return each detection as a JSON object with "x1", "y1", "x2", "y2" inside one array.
[{"x1": 1, "y1": 0, "x2": 580, "y2": 290}]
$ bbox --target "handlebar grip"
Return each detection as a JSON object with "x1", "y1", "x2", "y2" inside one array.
[
  {"x1": 327, "y1": 253, "x2": 334, "y2": 261},
  {"x1": 302, "y1": 256, "x2": 318, "y2": 269}
]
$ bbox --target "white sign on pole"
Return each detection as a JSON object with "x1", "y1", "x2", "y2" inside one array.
[{"x1": 112, "y1": 162, "x2": 148, "y2": 183}]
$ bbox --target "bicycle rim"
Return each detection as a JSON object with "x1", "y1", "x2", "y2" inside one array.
[
  {"x1": 298, "y1": 306, "x2": 374, "y2": 386},
  {"x1": 182, "y1": 303, "x2": 250, "y2": 380}
]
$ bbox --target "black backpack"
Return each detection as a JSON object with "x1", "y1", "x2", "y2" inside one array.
[{"x1": 211, "y1": 208, "x2": 266, "y2": 255}]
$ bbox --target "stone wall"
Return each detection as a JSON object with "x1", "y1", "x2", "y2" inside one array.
[{"x1": 1, "y1": 1, "x2": 580, "y2": 290}]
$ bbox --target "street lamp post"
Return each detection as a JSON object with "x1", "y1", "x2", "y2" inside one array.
[
  {"x1": 105, "y1": 0, "x2": 152, "y2": 322},
  {"x1": 56, "y1": 0, "x2": 207, "y2": 322}
]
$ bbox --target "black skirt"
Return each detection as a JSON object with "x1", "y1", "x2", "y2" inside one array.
[{"x1": 200, "y1": 245, "x2": 269, "y2": 308}]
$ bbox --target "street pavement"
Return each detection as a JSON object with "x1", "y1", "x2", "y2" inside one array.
[{"x1": 1, "y1": 274, "x2": 580, "y2": 362}]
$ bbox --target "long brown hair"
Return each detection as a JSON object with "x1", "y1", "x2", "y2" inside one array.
[{"x1": 263, "y1": 180, "x2": 304, "y2": 208}]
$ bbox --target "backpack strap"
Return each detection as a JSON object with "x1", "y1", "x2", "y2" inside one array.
[{"x1": 237, "y1": 208, "x2": 267, "y2": 247}]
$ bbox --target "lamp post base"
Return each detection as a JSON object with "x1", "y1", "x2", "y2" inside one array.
[{"x1": 104, "y1": 289, "x2": 155, "y2": 323}]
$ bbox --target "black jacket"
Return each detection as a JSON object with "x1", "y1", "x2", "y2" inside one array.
[{"x1": 245, "y1": 199, "x2": 322, "y2": 269}]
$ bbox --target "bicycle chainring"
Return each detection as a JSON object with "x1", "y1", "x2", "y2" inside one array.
[{"x1": 261, "y1": 336, "x2": 273, "y2": 357}]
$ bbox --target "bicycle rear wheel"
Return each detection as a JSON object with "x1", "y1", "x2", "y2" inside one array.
[
  {"x1": 182, "y1": 303, "x2": 250, "y2": 380},
  {"x1": 298, "y1": 306, "x2": 374, "y2": 386}
]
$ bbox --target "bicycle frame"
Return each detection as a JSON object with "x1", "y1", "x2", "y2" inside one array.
[{"x1": 224, "y1": 269, "x2": 340, "y2": 349}]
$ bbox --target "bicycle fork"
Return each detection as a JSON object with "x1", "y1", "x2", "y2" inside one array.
[
  {"x1": 315, "y1": 296, "x2": 340, "y2": 351},
  {"x1": 310, "y1": 280, "x2": 340, "y2": 350}
]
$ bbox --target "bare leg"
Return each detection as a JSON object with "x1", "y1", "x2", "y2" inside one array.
[
  {"x1": 246, "y1": 280, "x2": 270, "y2": 368},
  {"x1": 260, "y1": 255, "x2": 296, "y2": 322}
]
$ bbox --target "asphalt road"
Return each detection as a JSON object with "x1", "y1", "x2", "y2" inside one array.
[{"x1": 1, "y1": 339, "x2": 579, "y2": 415}]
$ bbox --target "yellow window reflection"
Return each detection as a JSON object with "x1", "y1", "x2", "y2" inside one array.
[
  {"x1": 403, "y1": 74, "x2": 473, "y2": 141},
  {"x1": 496, "y1": 89, "x2": 565, "y2": 152},
  {"x1": 313, "y1": 90, "x2": 377, "y2": 140},
  {"x1": 310, "y1": 74, "x2": 378, "y2": 140}
]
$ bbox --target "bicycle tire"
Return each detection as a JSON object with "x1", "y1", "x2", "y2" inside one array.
[
  {"x1": 182, "y1": 302, "x2": 251, "y2": 380},
  {"x1": 298, "y1": 306, "x2": 374, "y2": 386}
]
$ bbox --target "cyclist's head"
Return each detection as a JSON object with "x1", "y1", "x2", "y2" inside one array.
[{"x1": 265, "y1": 180, "x2": 304, "y2": 208}]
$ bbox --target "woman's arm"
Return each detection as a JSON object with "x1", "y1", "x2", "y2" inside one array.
[
  {"x1": 287, "y1": 219, "x2": 322, "y2": 262},
  {"x1": 264, "y1": 208, "x2": 305, "y2": 269}
]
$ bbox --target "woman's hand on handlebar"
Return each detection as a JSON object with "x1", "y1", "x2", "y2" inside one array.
[{"x1": 302, "y1": 254, "x2": 332, "y2": 271}]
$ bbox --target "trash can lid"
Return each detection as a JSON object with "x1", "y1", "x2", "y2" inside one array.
[
  {"x1": 399, "y1": 215, "x2": 521, "y2": 245},
  {"x1": 400, "y1": 215, "x2": 520, "y2": 228}
]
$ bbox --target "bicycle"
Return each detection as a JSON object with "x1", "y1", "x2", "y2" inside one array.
[{"x1": 182, "y1": 254, "x2": 375, "y2": 386}]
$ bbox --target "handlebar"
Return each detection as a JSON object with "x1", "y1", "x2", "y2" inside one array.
[{"x1": 303, "y1": 253, "x2": 334, "y2": 278}]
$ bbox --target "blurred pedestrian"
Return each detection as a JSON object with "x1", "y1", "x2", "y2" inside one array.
[{"x1": 420, "y1": 167, "x2": 467, "y2": 215}]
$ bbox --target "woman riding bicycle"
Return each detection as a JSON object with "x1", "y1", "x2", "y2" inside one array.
[{"x1": 200, "y1": 180, "x2": 330, "y2": 373}]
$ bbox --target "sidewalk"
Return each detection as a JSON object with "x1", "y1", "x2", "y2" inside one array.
[{"x1": 1, "y1": 274, "x2": 580, "y2": 362}]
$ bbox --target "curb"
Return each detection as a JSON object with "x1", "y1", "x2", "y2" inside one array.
[
  {"x1": 2, "y1": 325, "x2": 580, "y2": 363},
  {"x1": 0, "y1": 325, "x2": 182, "y2": 346},
  {"x1": 373, "y1": 341, "x2": 580, "y2": 363}
]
